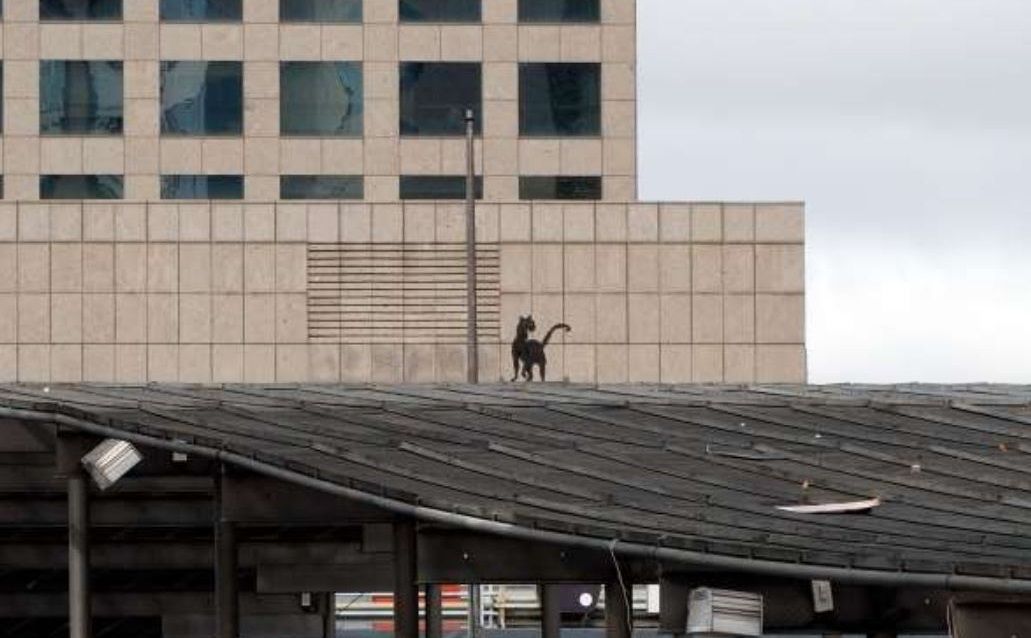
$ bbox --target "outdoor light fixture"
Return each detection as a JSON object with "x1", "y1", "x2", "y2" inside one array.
[{"x1": 80, "y1": 439, "x2": 143, "y2": 490}]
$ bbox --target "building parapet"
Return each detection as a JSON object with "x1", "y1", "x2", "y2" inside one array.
[{"x1": 0, "y1": 200, "x2": 805, "y2": 384}]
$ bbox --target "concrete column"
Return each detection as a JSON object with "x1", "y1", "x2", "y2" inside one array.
[
  {"x1": 393, "y1": 520, "x2": 419, "y2": 638},
  {"x1": 68, "y1": 469, "x2": 91, "y2": 638},
  {"x1": 605, "y1": 580, "x2": 632, "y2": 638},
  {"x1": 426, "y1": 584, "x2": 444, "y2": 638},
  {"x1": 539, "y1": 584, "x2": 561, "y2": 638},
  {"x1": 215, "y1": 468, "x2": 239, "y2": 638}
]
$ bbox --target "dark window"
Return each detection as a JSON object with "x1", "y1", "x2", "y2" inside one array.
[
  {"x1": 161, "y1": 61, "x2": 243, "y2": 135},
  {"x1": 160, "y1": 0, "x2": 241, "y2": 21},
  {"x1": 519, "y1": 176, "x2": 602, "y2": 200},
  {"x1": 518, "y1": 0, "x2": 599, "y2": 22},
  {"x1": 280, "y1": 175, "x2": 364, "y2": 200},
  {"x1": 161, "y1": 175, "x2": 244, "y2": 199},
  {"x1": 519, "y1": 63, "x2": 601, "y2": 136},
  {"x1": 40, "y1": 0, "x2": 121, "y2": 20},
  {"x1": 400, "y1": 175, "x2": 483, "y2": 200},
  {"x1": 400, "y1": 62, "x2": 481, "y2": 136},
  {"x1": 41, "y1": 175, "x2": 123, "y2": 199},
  {"x1": 280, "y1": 62, "x2": 363, "y2": 136},
  {"x1": 280, "y1": 0, "x2": 361, "y2": 22},
  {"x1": 399, "y1": 0, "x2": 479, "y2": 22},
  {"x1": 40, "y1": 60, "x2": 123, "y2": 134}
]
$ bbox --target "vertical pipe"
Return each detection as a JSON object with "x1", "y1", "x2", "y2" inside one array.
[
  {"x1": 464, "y1": 107, "x2": 479, "y2": 384},
  {"x1": 605, "y1": 580, "x2": 631, "y2": 638},
  {"x1": 539, "y1": 584, "x2": 561, "y2": 638},
  {"x1": 393, "y1": 520, "x2": 419, "y2": 638},
  {"x1": 426, "y1": 584, "x2": 444, "y2": 638},
  {"x1": 322, "y1": 592, "x2": 336, "y2": 638},
  {"x1": 215, "y1": 468, "x2": 238, "y2": 638},
  {"x1": 68, "y1": 469, "x2": 91, "y2": 638}
]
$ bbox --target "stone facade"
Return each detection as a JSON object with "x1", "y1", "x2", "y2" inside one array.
[
  {"x1": 0, "y1": 200, "x2": 806, "y2": 383},
  {"x1": 0, "y1": 0, "x2": 808, "y2": 384},
  {"x1": 0, "y1": 0, "x2": 637, "y2": 201}
]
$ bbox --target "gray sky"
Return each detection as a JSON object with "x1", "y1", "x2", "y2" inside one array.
[{"x1": 638, "y1": 0, "x2": 1031, "y2": 383}]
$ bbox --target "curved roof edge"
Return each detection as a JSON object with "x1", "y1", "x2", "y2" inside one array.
[{"x1": 4, "y1": 401, "x2": 1031, "y2": 595}]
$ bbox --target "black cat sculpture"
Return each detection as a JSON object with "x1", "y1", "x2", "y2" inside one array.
[{"x1": 510, "y1": 315, "x2": 571, "y2": 382}]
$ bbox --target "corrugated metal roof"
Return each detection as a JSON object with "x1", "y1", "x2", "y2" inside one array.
[{"x1": 6, "y1": 383, "x2": 1031, "y2": 587}]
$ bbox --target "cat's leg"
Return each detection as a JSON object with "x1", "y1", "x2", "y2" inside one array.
[
  {"x1": 511, "y1": 350, "x2": 521, "y2": 382},
  {"x1": 539, "y1": 361, "x2": 546, "y2": 382}
]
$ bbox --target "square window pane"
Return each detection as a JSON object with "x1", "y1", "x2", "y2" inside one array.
[
  {"x1": 518, "y1": 0, "x2": 599, "y2": 23},
  {"x1": 399, "y1": 0, "x2": 480, "y2": 22},
  {"x1": 161, "y1": 175, "x2": 244, "y2": 199},
  {"x1": 40, "y1": 60, "x2": 124, "y2": 134},
  {"x1": 400, "y1": 62, "x2": 481, "y2": 136},
  {"x1": 40, "y1": 0, "x2": 122, "y2": 20},
  {"x1": 519, "y1": 176, "x2": 602, "y2": 200},
  {"x1": 281, "y1": 62, "x2": 363, "y2": 136},
  {"x1": 160, "y1": 0, "x2": 241, "y2": 21},
  {"x1": 279, "y1": 0, "x2": 361, "y2": 22},
  {"x1": 400, "y1": 175, "x2": 483, "y2": 200},
  {"x1": 41, "y1": 175, "x2": 123, "y2": 199},
  {"x1": 161, "y1": 61, "x2": 243, "y2": 135},
  {"x1": 280, "y1": 175, "x2": 364, "y2": 200},
  {"x1": 519, "y1": 63, "x2": 601, "y2": 136}
]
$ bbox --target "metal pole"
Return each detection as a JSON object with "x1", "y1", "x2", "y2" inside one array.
[
  {"x1": 393, "y1": 520, "x2": 419, "y2": 638},
  {"x1": 426, "y1": 584, "x2": 444, "y2": 638},
  {"x1": 68, "y1": 468, "x2": 91, "y2": 638},
  {"x1": 215, "y1": 467, "x2": 239, "y2": 638},
  {"x1": 467, "y1": 584, "x2": 481, "y2": 638},
  {"x1": 464, "y1": 108, "x2": 479, "y2": 384},
  {"x1": 605, "y1": 580, "x2": 631, "y2": 638},
  {"x1": 539, "y1": 584, "x2": 561, "y2": 638}
]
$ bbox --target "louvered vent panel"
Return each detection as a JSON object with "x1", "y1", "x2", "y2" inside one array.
[{"x1": 308, "y1": 243, "x2": 501, "y2": 343}]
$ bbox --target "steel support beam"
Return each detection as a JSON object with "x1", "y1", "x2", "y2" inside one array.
[
  {"x1": 426, "y1": 583, "x2": 444, "y2": 638},
  {"x1": 539, "y1": 584, "x2": 561, "y2": 638},
  {"x1": 393, "y1": 520, "x2": 419, "y2": 638},
  {"x1": 322, "y1": 593, "x2": 336, "y2": 638},
  {"x1": 68, "y1": 468, "x2": 91, "y2": 638},
  {"x1": 605, "y1": 580, "x2": 631, "y2": 638},
  {"x1": 468, "y1": 584, "x2": 482, "y2": 638},
  {"x1": 215, "y1": 468, "x2": 239, "y2": 638},
  {"x1": 659, "y1": 576, "x2": 689, "y2": 636}
]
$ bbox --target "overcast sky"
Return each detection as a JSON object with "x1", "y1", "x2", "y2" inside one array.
[{"x1": 638, "y1": 0, "x2": 1031, "y2": 383}]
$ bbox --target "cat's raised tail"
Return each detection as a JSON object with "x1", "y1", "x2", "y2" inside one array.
[{"x1": 542, "y1": 323, "x2": 572, "y2": 346}]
